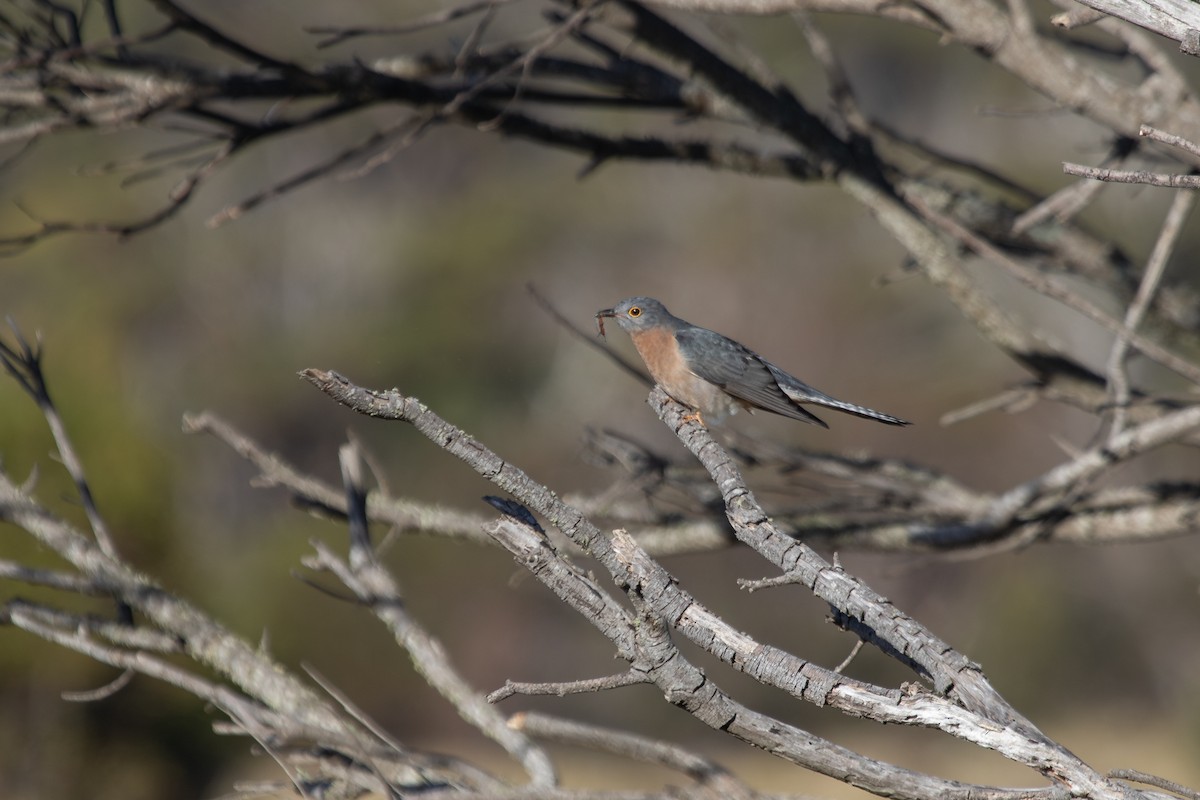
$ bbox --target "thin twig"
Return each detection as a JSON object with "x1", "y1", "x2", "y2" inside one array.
[
  {"x1": 488, "y1": 671, "x2": 649, "y2": 703},
  {"x1": 511, "y1": 711, "x2": 756, "y2": 798},
  {"x1": 1011, "y1": 177, "x2": 1107, "y2": 234},
  {"x1": 1109, "y1": 768, "x2": 1200, "y2": 800},
  {"x1": 1103, "y1": 190, "x2": 1196, "y2": 438},
  {"x1": 61, "y1": 668, "x2": 135, "y2": 702},
  {"x1": 207, "y1": 120, "x2": 421, "y2": 228},
  {"x1": 833, "y1": 640, "x2": 865, "y2": 674},
  {"x1": 302, "y1": 664, "x2": 409, "y2": 756},
  {"x1": 939, "y1": 387, "x2": 1037, "y2": 427},
  {"x1": 307, "y1": 0, "x2": 518, "y2": 49},
  {"x1": 1139, "y1": 124, "x2": 1200, "y2": 159},
  {"x1": 1062, "y1": 162, "x2": 1200, "y2": 188},
  {"x1": 526, "y1": 283, "x2": 650, "y2": 386}
]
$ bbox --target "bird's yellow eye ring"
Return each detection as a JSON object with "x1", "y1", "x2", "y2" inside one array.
[{"x1": 628, "y1": 307, "x2": 642, "y2": 317}]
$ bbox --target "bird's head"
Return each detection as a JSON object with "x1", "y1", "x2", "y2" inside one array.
[{"x1": 595, "y1": 297, "x2": 672, "y2": 335}]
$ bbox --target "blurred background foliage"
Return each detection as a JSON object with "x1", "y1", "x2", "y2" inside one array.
[{"x1": 2, "y1": 1, "x2": 1200, "y2": 798}]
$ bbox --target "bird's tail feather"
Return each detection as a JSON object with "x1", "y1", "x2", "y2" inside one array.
[
  {"x1": 805, "y1": 394, "x2": 909, "y2": 426},
  {"x1": 766, "y1": 362, "x2": 909, "y2": 426}
]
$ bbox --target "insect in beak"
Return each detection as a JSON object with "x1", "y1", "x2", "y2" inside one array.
[{"x1": 595, "y1": 308, "x2": 615, "y2": 339}]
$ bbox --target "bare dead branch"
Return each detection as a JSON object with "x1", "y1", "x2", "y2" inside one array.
[
  {"x1": 488, "y1": 671, "x2": 650, "y2": 703},
  {"x1": 4, "y1": 602, "x2": 289, "y2": 739},
  {"x1": 907, "y1": 191, "x2": 1200, "y2": 387},
  {"x1": 0, "y1": 473, "x2": 381, "y2": 749},
  {"x1": 0, "y1": 323, "x2": 119, "y2": 557},
  {"x1": 1062, "y1": 162, "x2": 1200, "y2": 187},
  {"x1": 0, "y1": 559, "x2": 116, "y2": 594},
  {"x1": 300, "y1": 440, "x2": 558, "y2": 787},
  {"x1": 1139, "y1": 124, "x2": 1200, "y2": 158},
  {"x1": 299, "y1": 369, "x2": 1145, "y2": 799},
  {"x1": 1069, "y1": 0, "x2": 1200, "y2": 53},
  {"x1": 146, "y1": 0, "x2": 306, "y2": 74}
]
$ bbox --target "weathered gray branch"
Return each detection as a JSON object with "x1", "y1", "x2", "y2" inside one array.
[{"x1": 300, "y1": 368, "x2": 1155, "y2": 800}]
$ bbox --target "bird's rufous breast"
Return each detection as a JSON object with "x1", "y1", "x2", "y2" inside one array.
[{"x1": 628, "y1": 327, "x2": 737, "y2": 416}]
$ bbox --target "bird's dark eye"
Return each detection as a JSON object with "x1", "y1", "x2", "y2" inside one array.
[{"x1": 628, "y1": 307, "x2": 641, "y2": 317}]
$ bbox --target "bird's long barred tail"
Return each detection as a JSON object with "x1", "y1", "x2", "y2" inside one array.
[{"x1": 810, "y1": 395, "x2": 909, "y2": 426}]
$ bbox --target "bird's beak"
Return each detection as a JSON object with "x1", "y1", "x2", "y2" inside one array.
[{"x1": 595, "y1": 307, "x2": 616, "y2": 338}]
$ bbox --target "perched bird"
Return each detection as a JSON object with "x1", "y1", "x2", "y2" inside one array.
[{"x1": 595, "y1": 296, "x2": 908, "y2": 428}]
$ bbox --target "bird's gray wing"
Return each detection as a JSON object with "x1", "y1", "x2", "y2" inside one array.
[{"x1": 674, "y1": 327, "x2": 828, "y2": 426}]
